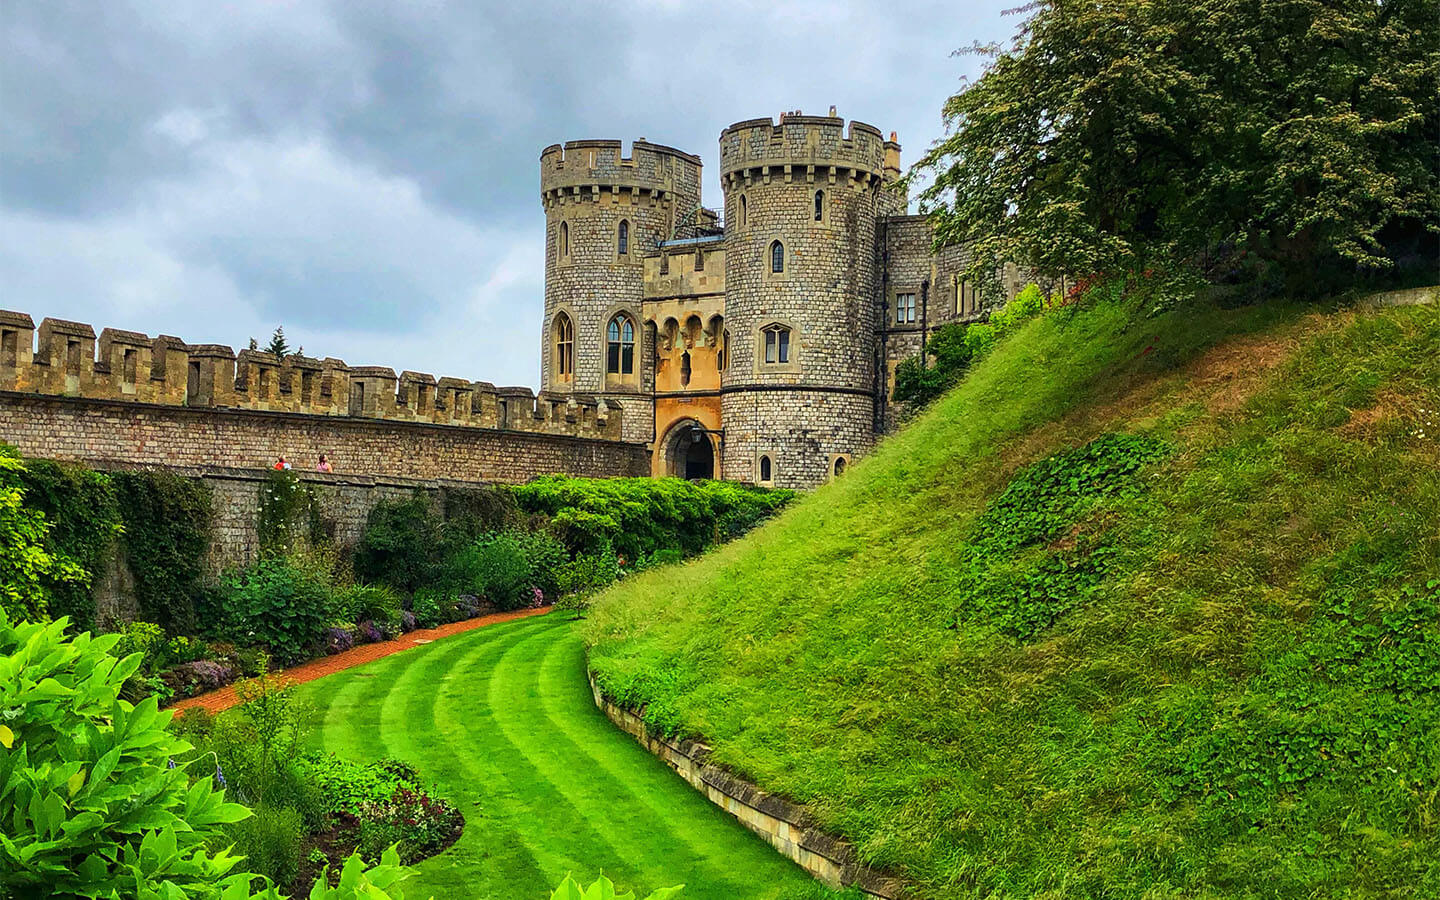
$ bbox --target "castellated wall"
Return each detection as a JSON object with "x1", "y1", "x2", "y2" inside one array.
[
  {"x1": 0, "y1": 309, "x2": 647, "y2": 485},
  {"x1": 718, "y1": 115, "x2": 891, "y2": 485},
  {"x1": 539, "y1": 139, "x2": 704, "y2": 443}
]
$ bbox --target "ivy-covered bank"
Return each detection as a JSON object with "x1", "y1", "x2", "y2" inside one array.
[{"x1": 0, "y1": 452, "x2": 791, "y2": 706}]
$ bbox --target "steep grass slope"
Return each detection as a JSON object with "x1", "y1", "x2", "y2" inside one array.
[{"x1": 584, "y1": 292, "x2": 1440, "y2": 899}]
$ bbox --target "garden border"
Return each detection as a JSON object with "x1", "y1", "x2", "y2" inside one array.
[
  {"x1": 170, "y1": 606, "x2": 552, "y2": 714},
  {"x1": 587, "y1": 673, "x2": 906, "y2": 899}
]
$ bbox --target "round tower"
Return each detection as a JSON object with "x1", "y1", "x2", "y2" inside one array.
[
  {"x1": 719, "y1": 114, "x2": 888, "y2": 488},
  {"x1": 539, "y1": 139, "x2": 703, "y2": 443}
]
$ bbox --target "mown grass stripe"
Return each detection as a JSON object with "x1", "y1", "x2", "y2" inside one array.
[{"x1": 293, "y1": 614, "x2": 822, "y2": 899}]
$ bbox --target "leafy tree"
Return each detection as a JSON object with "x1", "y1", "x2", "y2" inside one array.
[
  {"x1": 911, "y1": 0, "x2": 1439, "y2": 296},
  {"x1": 265, "y1": 327, "x2": 289, "y2": 358}
]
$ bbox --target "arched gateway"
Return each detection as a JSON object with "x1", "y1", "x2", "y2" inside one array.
[{"x1": 661, "y1": 419, "x2": 715, "y2": 480}]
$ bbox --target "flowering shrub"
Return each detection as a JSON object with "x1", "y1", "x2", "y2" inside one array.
[
  {"x1": 325, "y1": 625, "x2": 356, "y2": 654},
  {"x1": 211, "y1": 557, "x2": 335, "y2": 665},
  {"x1": 357, "y1": 620, "x2": 387, "y2": 644},
  {"x1": 399, "y1": 610, "x2": 417, "y2": 632},
  {"x1": 159, "y1": 658, "x2": 239, "y2": 699},
  {"x1": 356, "y1": 784, "x2": 464, "y2": 864}
]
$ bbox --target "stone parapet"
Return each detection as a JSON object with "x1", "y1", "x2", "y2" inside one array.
[
  {"x1": 0, "y1": 310, "x2": 625, "y2": 442},
  {"x1": 540, "y1": 139, "x2": 703, "y2": 214},
  {"x1": 719, "y1": 114, "x2": 887, "y2": 186}
]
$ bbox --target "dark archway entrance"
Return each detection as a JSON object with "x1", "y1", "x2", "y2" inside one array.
[{"x1": 663, "y1": 420, "x2": 715, "y2": 480}]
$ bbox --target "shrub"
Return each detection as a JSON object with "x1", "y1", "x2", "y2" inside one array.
[
  {"x1": 411, "y1": 589, "x2": 444, "y2": 629},
  {"x1": 352, "y1": 495, "x2": 444, "y2": 594},
  {"x1": 0, "y1": 446, "x2": 82, "y2": 623},
  {"x1": 461, "y1": 532, "x2": 532, "y2": 610},
  {"x1": 399, "y1": 610, "x2": 417, "y2": 632},
  {"x1": 338, "y1": 583, "x2": 403, "y2": 632},
  {"x1": 210, "y1": 557, "x2": 336, "y2": 665},
  {"x1": 325, "y1": 625, "x2": 357, "y2": 654},
  {"x1": 357, "y1": 620, "x2": 387, "y2": 644},
  {"x1": 512, "y1": 476, "x2": 792, "y2": 560},
  {"x1": 226, "y1": 803, "x2": 305, "y2": 887},
  {"x1": 355, "y1": 784, "x2": 464, "y2": 865},
  {"x1": 159, "y1": 658, "x2": 239, "y2": 699},
  {"x1": 517, "y1": 528, "x2": 568, "y2": 598}
]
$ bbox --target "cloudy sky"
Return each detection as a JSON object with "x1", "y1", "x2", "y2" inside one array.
[{"x1": 2, "y1": 1, "x2": 1016, "y2": 388}]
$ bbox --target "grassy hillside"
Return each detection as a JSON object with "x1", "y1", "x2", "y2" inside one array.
[{"x1": 584, "y1": 290, "x2": 1440, "y2": 899}]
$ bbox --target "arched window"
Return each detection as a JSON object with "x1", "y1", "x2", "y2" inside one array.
[
  {"x1": 833, "y1": 457, "x2": 846, "y2": 477},
  {"x1": 814, "y1": 190, "x2": 824, "y2": 222},
  {"x1": 680, "y1": 351, "x2": 692, "y2": 387},
  {"x1": 553, "y1": 312, "x2": 574, "y2": 379},
  {"x1": 718, "y1": 328, "x2": 729, "y2": 371},
  {"x1": 739, "y1": 194, "x2": 747, "y2": 227},
  {"x1": 606, "y1": 314, "x2": 635, "y2": 375},
  {"x1": 759, "y1": 455, "x2": 772, "y2": 483},
  {"x1": 560, "y1": 222, "x2": 569, "y2": 258},
  {"x1": 762, "y1": 324, "x2": 791, "y2": 365},
  {"x1": 617, "y1": 220, "x2": 629, "y2": 256},
  {"x1": 770, "y1": 240, "x2": 785, "y2": 274}
]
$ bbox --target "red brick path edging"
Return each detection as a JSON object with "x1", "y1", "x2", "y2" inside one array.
[{"x1": 168, "y1": 606, "x2": 553, "y2": 715}]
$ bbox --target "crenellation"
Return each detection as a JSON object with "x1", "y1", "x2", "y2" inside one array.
[{"x1": 0, "y1": 309, "x2": 626, "y2": 443}]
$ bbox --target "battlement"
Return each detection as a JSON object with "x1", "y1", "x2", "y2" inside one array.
[
  {"x1": 540, "y1": 138, "x2": 703, "y2": 206},
  {"x1": 719, "y1": 113, "x2": 888, "y2": 185},
  {"x1": 0, "y1": 310, "x2": 625, "y2": 442}
]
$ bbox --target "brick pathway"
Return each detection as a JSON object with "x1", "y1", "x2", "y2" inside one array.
[{"x1": 168, "y1": 606, "x2": 553, "y2": 715}]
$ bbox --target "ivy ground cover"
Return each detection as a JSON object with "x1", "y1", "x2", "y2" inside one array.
[{"x1": 294, "y1": 613, "x2": 825, "y2": 899}]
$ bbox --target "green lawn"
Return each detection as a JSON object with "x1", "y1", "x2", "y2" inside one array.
[{"x1": 294, "y1": 613, "x2": 825, "y2": 900}]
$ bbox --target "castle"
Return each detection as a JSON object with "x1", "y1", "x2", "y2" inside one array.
[
  {"x1": 0, "y1": 109, "x2": 1021, "y2": 493},
  {"x1": 539, "y1": 109, "x2": 1020, "y2": 488}
]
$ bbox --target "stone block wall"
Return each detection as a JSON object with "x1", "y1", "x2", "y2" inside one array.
[{"x1": 0, "y1": 394, "x2": 648, "y2": 495}]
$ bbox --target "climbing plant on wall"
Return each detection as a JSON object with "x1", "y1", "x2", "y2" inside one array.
[
  {"x1": 257, "y1": 469, "x2": 325, "y2": 557},
  {"x1": 111, "y1": 470, "x2": 212, "y2": 633},
  {"x1": 13, "y1": 458, "x2": 123, "y2": 630}
]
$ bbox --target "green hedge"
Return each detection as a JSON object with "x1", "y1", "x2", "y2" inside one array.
[{"x1": 510, "y1": 476, "x2": 793, "y2": 560}]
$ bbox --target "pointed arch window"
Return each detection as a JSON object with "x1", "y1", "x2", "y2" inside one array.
[
  {"x1": 759, "y1": 455, "x2": 773, "y2": 483},
  {"x1": 762, "y1": 324, "x2": 791, "y2": 364},
  {"x1": 606, "y1": 314, "x2": 635, "y2": 375},
  {"x1": 680, "y1": 350, "x2": 692, "y2": 386},
  {"x1": 554, "y1": 312, "x2": 574, "y2": 380},
  {"x1": 560, "y1": 221, "x2": 570, "y2": 259},
  {"x1": 770, "y1": 240, "x2": 785, "y2": 274},
  {"x1": 814, "y1": 190, "x2": 824, "y2": 222},
  {"x1": 617, "y1": 219, "x2": 629, "y2": 256}
]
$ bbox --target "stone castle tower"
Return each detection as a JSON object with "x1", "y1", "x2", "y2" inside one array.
[
  {"x1": 539, "y1": 139, "x2": 703, "y2": 442},
  {"x1": 541, "y1": 111, "x2": 1014, "y2": 489}
]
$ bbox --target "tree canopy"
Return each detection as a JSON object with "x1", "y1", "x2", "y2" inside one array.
[{"x1": 911, "y1": 0, "x2": 1439, "y2": 296}]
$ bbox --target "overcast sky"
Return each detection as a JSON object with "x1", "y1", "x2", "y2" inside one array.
[{"x1": 1, "y1": 1, "x2": 1016, "y2": 388}]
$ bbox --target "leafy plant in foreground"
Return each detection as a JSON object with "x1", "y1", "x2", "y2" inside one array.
[{"x1": 549, "y1": 874, "x2": 682, "y2": 900}]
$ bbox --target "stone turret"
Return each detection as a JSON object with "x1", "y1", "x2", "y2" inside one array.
[
  {"x1": 539, "y1": 138, "x2": 704, "y2": 442},
  {"x1": 718, "y1": 113, "x2": 889, "y2": 488}
]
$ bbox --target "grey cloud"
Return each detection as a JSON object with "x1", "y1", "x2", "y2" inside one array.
[{"x1": 1, "y1": 0, "x2": 1016, "y2": 387}]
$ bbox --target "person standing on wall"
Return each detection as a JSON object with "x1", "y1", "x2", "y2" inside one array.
[{"x1": 273, "y1": 456, "x2": 291, "y2": 470}]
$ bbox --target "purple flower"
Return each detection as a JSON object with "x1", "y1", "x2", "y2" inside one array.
[
  {"x1": 167, "y1": 758, "x2": 176, "y2": 769},
  {"x1": 215, "y1": 763, "x2": 226, "y2": 788},
  {"x1": 325, "y1": 625, "x2": 356, "y2": 654},
  {"x1": 358, "y1": 621, "x2": 385, "y2": 644},
  {"x1": 400, "y1": 610, "x2": 417, "y2": 632}
]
